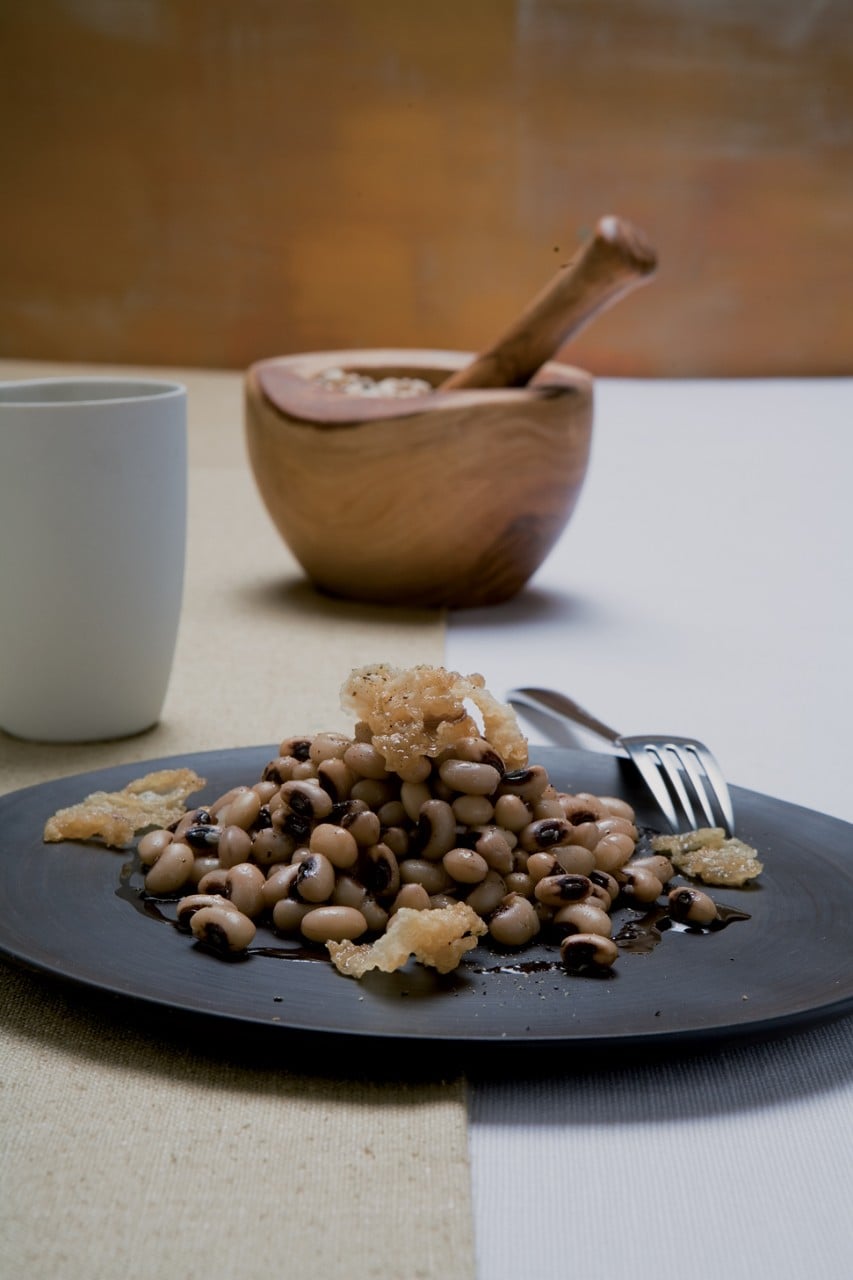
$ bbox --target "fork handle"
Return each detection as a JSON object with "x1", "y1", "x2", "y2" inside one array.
[{"x1": 506, "y1": 688, "x2": 623, "y2": 747}]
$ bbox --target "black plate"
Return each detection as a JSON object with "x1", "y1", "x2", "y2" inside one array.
[{"x1": 1, "y1": 746, "x2": 852, "y2": 1048}]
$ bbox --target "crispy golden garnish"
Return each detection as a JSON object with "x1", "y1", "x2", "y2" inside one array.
[
  {"x1": 341, "y1": 663, "x2": 527, "y2": 773},
  {"x1": 43, "y1": 768, "x2": 206, "y2": 849},
  {"x1": 327, "y1": 901, "x2": 487, "y2": 978},
  {"x1": 650, "y1": 827, "x2": 763, "y2": 887}
]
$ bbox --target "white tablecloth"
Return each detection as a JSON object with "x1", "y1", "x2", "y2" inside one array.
[{"x1": 447, "y1": 377, "x2": 853, "y2": 1280}]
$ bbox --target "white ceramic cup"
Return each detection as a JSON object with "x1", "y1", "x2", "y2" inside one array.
[{"x1": 0, "y1": 377, "x2": 187, "y2": 742}]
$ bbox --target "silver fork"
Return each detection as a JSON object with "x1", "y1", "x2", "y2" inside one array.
[{"x1": 507, "y1": 686, "x2": 736, "y2": 836}]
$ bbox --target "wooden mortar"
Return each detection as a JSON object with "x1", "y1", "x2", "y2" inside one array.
[
  {"x1": 245, "y1": 215, "x2": 655, "y2": 607},
  {"x1": 245, "y1": 349, "x2": 593, "y2": 607}
]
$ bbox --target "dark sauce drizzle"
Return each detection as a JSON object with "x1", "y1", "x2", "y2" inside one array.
[{"x1": 117, "y1": 851, "x2": 751, "y2": 973}]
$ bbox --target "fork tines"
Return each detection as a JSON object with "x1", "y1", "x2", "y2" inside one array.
[{"x1": 622, "y1": 737, "x2": 735, "y2": 836}]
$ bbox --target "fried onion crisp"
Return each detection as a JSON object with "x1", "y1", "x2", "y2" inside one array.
[
  {"x1": 43, "y1": 768, "x2": 206, "y2": 849},
  {"x1": 327, "y1": 901, "x2": 487, "y2": 977},
  {"x1": 341, "y1": 663, "x2": 528, "y2": 773},
  {"x1": 650, "y1": 827, "x2": 764, "y2": 887}
]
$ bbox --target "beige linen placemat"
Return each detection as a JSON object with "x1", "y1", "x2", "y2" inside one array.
[{"x1": 0, "y1": 360, "x2": 475, "y2": 1280}]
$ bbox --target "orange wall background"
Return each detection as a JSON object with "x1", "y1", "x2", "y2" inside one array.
[{"x1": 1, "y1": 0, "x2": 850, "y2": 376}]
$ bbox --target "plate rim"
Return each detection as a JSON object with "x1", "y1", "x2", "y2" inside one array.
[{"x1": 2, "y1": 743, "x2": 852, "y2": 1050}]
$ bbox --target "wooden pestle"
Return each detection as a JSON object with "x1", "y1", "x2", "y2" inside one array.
[{"x1": 440, "y1": 215, "x2": 657, "y2": 390}]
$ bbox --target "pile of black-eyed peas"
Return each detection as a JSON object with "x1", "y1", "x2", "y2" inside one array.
[{"x1": 137, "y1": 728, "x2": 721, "y2": 972}]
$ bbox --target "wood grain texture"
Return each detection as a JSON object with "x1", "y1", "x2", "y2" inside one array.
[
  {"x1": 245, "y1": 350, "x2": 593, "y2": 607},
  {"x1": 1, "y1": 1, "x2": 850, "y2": 376}
]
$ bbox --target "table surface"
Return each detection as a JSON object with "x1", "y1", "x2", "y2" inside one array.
[
  {"x1": 447, "y1": 375, "x2": 853, "y2": 1280},
  {"x1": 1, "y1": 361, "x2": 851, "y2": 1280}
]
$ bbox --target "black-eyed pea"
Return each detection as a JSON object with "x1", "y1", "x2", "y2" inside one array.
[
  {"x1": 216, "y1": 823, "x2": 252, "y2": 869},
  {"x1": 309, "y1": 822, "x2": 359, "y2": 870},
  {"x1": 488, "y1": 894, "x2": 541, "y2": 946},
  {"x1": 530, "y1": 791, "x2": 566, "y2": 821},
  {"x1": 350, "y1": 777, "x2": 395, "y2": 809},
  {"x1": 292, "y1": 760, "x2": 317, "y2": 780},
  {"x1": 395, "y1": 754, "x2": 432, "y2": 784},
  {"x1": 300, "y1": 905, "x2": 368, "y2": 944},
  {"x1": 399, "y1": 859, "x2": 452, "y2": 896},
  {"x1": 250, "y1": 828, "x2": 295, "y2": 868},
  {"x1": 553, "y1": 901, "x2": 613, "y2": 939},
  {"x1": 497, "y1": 765, "x2": 549, "y2": 803},
  {"x1": 180, "y1": 823, "x2": 223, "y2": 852},
  {"x1": 452, "y1": 794, "x2": 495, "y2": 826},
  {"x1": 438, "y1": 758, "x2": 502, "y2": 797},
  {"x1": 429, "y1": 894, "x2": 458, "y2": 910},
  {"x1": 492, "y1": 793, "x2": 532, "y2": 833},
  {"x1": 252, "y1": 780, "x2": 280, "y2": 805},
  {"x1": 290, "y1": 847, "x2": 311, "y2": 866},
  {"x1": 592, "y1": 832, "x2": 636, "y2": 874},
  {"x1": 279, "y1": 736, "x2": 313, "y2": 762},
  {"x1": 272, "y1": 896, "x2": 312, "y2": 933},
  {"x1": 442, "y1": 847, "x2": 489, "y2": 885},
  {"x1": 190, "y1": 903, "x2": 256, "y2": 953},
  {"x1": 209, "y1": 785, "x2": 241, "y2": 817},
  {"x1": 475, "y1": 828, "x2": 514, "y2": 876},
  {"x1": 294, "y1": 852, "x2": 335, "y2": 903},
  {"x1": 618, "y1": 865, "x2": 664, "y2": 904},
  {"x1": 519, "y1": 818, "x2": 572, "y2": 853},
  {"x1": 342, "y1": 741, "x2": 389, "y2": 780},
  {"x1": 188, "y1": 855, "x2": 220, "y2": 886},
  {"x1": 361, "y1": 843, "x2": 400, "y2": 898},
  {"x1": 527, "y1": 852, "x2": 561, "y2": 883},
  {"x1": 317, "y1": 757, "x2": 356, "y2": 804},
  {"x1": 400, "y1": 780, "x2": 431, "y2": 822},
  {"x1": 144, "y1": 840, "x2": 194, "y2": 894},
  {"x1": 504, "y1": 871, "x2": 534, "y2": 897},
  {"x1": 262, "y1": 864, "x2": 300, "y2": 908},
  {"x1": 631, "y1": 855, "x2": 674, "y2": 884},
  {"x1": 261, "y1": 756, "x2": 296, "y2": 785},
  {"x1": 332, "y1": 875, "x2": 367, "y2": 909},
  {"x1": 220, "y1": 788, "x2": 262, "y2": 831},
  {"x1": 137, "y1": 828, "x2": 173, "y2": 867},
  {"x1": 561, "y1": 822, "x2": 600, "y2": 852},
  {"x1": 309, "y1": 732, "x2": 352, "y2": 765},
  {"x1": 465, "y1": 871, "x2": 507, "y2": 917},
  {"x1": 441, "y1": 737, "x2": 505, "y2": 772},
  {"x1": 343, "y1": 807, "x2": 382, "y2": 847},
  {"x1": 173, "y1": 807, "x2": 214, "y2": 838},
  {"x1": 377, "y1": 800, "x2": 407, "y2": 828},
  {"x1": 553, "y1": 844, "x2": 596, "y2": 876},
  {"x1": 560, "y1": 933, "x2": 618, "y2": 972},
  {"x1": 534, "y1": 873, "x2": 593, "y2": 908},
  {"x1": 382, "y1": 826, "x2": 409, "y2": 858},
  {"x1": 416, "y1": 799, "x2": 456, "y2": 860},
  {"x1": 589, "y1": 869, "x2": 620, "y2": 904},
  {"x1": 667, "y1": 886, "x2": 719, "y2": 925},
  {"x1": 279, "y1": 779, "x2": 333, "y2": 822},
  {"x1": 565, "y1": 793, "x2": 608, "y2": 824},
  {"x1": 360, "y1": 895, "x2": 389, "y2": 932},
  {"x1": 596, "y1": 815, "x2": 638, "y2": 841},
  {"x1": 197, "y1": 868, "x2": 230, "y2": 895},
  {"x1": 175, "y1": 893, "x2": 239, "y2": 929},
  {"x1": 598, "y1": 795, "x2": 636, "y2": 822},
  {"x1": 587, "y1": 882, "x2": 612, "y2": 910},
  {"x1": 225, "y1": 863, "x2": 266, "y2": 918},
  {"x1": 390, "y1": 884, "x2": 431, "y2": 913}
]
